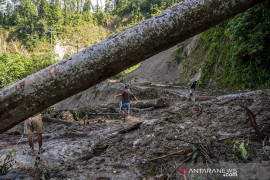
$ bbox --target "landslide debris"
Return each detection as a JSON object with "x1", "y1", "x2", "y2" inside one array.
[{"x1": 0, "y1": 83, "x2": 269, "y2": 180}]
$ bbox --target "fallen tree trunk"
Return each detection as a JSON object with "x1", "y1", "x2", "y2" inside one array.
[
  {"x1": 87, "y1": 113, "x2": 120, "y2": 116},
  {"x1": 0, "y1": 0, "x2": 265, "y2": 133},
  {"x1": 194, "y1": 96, "x2": 213, "y2": 101},
  {"x1": 42, "y1": 115, "x2": 75, "y2": 126},
  {"x1": 118, "y1": 122, "x2": 143, "y2": 134},
  {"x1": 131, "y1": 98, "x2": 166, "y2": 108},
  {"x1": 133, "y1": 107, "x2": 155, "y2": 112}
]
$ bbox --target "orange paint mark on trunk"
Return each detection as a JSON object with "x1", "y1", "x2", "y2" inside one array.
[
  {"x1": 50, "y1": 66, "x2": 56, "y2": 75},
  {"x1": 19, "y1": 81, "x2": 25, "y2": 89}
]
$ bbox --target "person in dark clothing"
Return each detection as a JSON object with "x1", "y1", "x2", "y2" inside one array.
[
  {"x1": 188, "y1": 80, "x2": 197, "y2": 97},
  {"x1": 115, "y1": 85, "x2": 138, "y2": 120}
]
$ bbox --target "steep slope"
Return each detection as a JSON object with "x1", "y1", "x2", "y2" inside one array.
[
  {"x1": 125, "y1": 36, "x2": 204, "y2": 85},
  {"x1": 125, "y1": 47, "x2": 180, "y2": 84}
]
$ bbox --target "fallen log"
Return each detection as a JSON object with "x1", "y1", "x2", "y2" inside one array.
[
  {"x1": 131, "y1": 98, "x2": 166, "y2": 108},
  {"x1": 216, "y1": 98, "x2": 243, "y2": 105},
  {"x1": 133, "y1": 107, "x2": 155, "y2": 112},
  {"x1": 88, "y1": 113, "x2": 120, "y2": 116},
  {"x1": 42, "y1": 115, "x2": 75, "y2": 126},
  {"x1": 118, "y1": 122, "x2": 143, "y2": 134},
  {"x1": 0, "y1": 0, "x2": 265, "y2": 133},
  {"x1": 194, "y1": 96, "x2": 213, "y2": 101}
]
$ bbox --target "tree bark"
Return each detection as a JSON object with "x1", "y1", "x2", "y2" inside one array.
[
  {"x1": 133, "y1": 107, "x2": 155, "y2": 112},
  {"x1": 0, "y1": 0, "x2": 265, "y2": 133}
]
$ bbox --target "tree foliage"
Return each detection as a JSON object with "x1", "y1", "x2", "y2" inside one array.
[
  {"x1": 0, "y1": 0, "x2": 181, "y2": 50},
  {"x1": 0, "y1": 0, "x2": 269, "y2": 90},
  {"x1": 0, "y1": 52, "x2": 57, "y2": 89},
  {"x1": 201, "y1": 0, "x2": 270, "y2": 89}
]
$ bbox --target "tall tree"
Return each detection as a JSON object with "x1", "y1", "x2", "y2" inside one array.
[
  {"x1": 38, "y1": 0, "x2": 49, "y2": 18},
  {"x1": 83, "y1": 0, "x2": 92, "y2": 12},
  {"x1": 104, "y1": 0, "x2": 114, "y2": 12},
  {"x1": 96, "y1": 0, "x2": 99, "y2": 11},
  {"x1": 48, "y1": 2, "x2": 63, "y2": 24},
  {"x1": 0, "y1": 0, "x2": 266, "y2": 133}
]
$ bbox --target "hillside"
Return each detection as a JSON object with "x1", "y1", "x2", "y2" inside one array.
[
  {"x1": 125, "y1": 36, "x2": 202, "y2": 85},
  {"x1": 125, "y1": 47, "x2": 180, "y2": 84},
  {"x1": 0, "y1": 23, "x2": 108, "y2": 59}
]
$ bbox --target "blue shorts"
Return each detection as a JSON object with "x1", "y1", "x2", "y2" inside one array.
[{"x1": 120, "y1": 102, "x2": 130, "y2": 114}]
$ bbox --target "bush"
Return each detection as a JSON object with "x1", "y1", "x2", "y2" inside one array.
[
  {"x1": 200, "y1": 1, "x2": 270, "y2": 89},
  {"x1": 0, "y1": 53, "x2": 57, "y2": 89}
]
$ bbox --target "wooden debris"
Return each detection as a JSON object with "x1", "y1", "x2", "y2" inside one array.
[
  {"x1": 240, "y1": 104, "x2": 261, "y2": 135},
  {"x1": 42, "y1": 115, "x2": 75, "y2": 126},
  {"x1": 132, "y1": 98, "x2": 167, "y2": 108},
  {"x1": 118, "y1": 122, "x2": 143, "y2": 134},
  {"x1": 166, "y1": 137, "x2": 217, "y2": 162},
  {"x1": 88, "y1": 113, "x2": 120, "y2": 116},
  {"x1": 194, "y1": 96, "x2": 213, "y2": 101},
  {"x1": 216, "y1": 98, "x2": 242, "y2": 105},
  {"x1": 80, "y1": 143, "x2": 110, "y2": 161},
  {"x1": 162, "y1": 110, "x2": 179, "y2": 114},
  {"x1": 263, "y1": 136, "x2": 270, "y2": 159},
  {"x1": 133, "y1": 107, "x2": 154, "y2": 112}
]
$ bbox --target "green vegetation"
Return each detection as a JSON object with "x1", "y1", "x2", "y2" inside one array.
[
  {"x1": 200, "y1": 1, "x2": 270, "y2": 89},
  {"x1": 1, "y1": 0, "x2": 269, "y2": 90},
  {"x1": 173, "y1": 44, "x2": 182, "y2": 63},
  {"x1": 0, "y1": 134, "x2": 22, "y2": 175},
  {"x1": 224, "y1": 138, "x2": 249, "y2": 162},
  {"x1": 0, "y1": 0, "x2": 181, "y2": 89},
  {"x1": 0, "y1": 52, "x2": 57, "y2": 88},
  {"x1": 187, "y1": 149, "x2": 198, "y2": 162},
  {"x1": 0, "y1": 0, "x2": 182, "y2": 51},
  {"x1": 111, "y1": 0, "x2": 181, "y2": 25},
  {"x1": 0, "y1": 149, "x2": 17, "y2": 175}
]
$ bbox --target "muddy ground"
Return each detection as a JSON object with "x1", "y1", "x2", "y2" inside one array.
[{"x1": 0, "y1": 83, "x2": 270, "y2": 180}]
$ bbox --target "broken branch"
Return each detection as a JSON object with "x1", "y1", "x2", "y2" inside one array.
[{"x1": 240, "y1": 104, "x2": 262, "y2": 136}]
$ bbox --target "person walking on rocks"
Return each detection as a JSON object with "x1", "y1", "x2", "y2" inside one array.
[
  {"x1": 188, "y1": 80, "x2": 197, "y2": 97},
  {"x1": 115, "y1": 85, "x2": 138, "y2": 120},
  {"x1": 24, "y1": 114, "x2": 45, "y2": 156}
]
